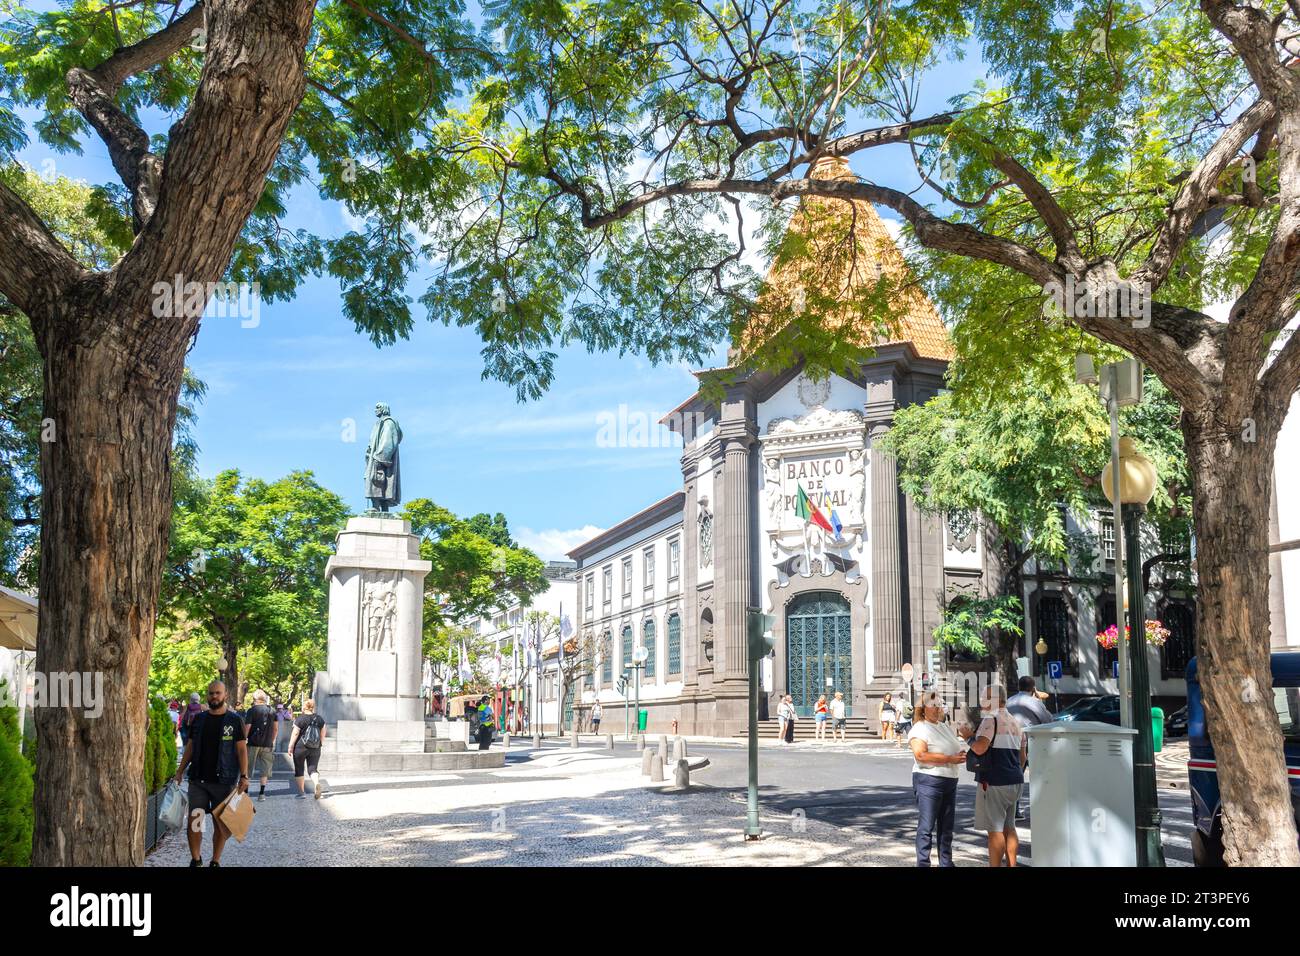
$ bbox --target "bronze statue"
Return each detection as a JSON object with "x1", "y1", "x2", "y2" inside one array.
[{"x1": 364, "y1": 402, "x2": 403, "y2": 512}]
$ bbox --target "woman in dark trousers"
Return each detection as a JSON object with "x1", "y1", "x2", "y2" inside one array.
[
  {"x1": 907, "y1": 691, "x2": 967, "y2": 866},
  {"x1": 287, "y1": 699, "x2": 328, "y2": 800}
]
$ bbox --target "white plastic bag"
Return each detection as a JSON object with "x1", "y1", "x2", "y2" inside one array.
[{"x1": 158, "y1": 780, "x2": 188, "y2": 832}]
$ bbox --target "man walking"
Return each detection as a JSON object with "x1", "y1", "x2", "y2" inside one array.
[
  {"x1": 591, "y1": 699, "x2": 603, "y2": 734},
  {"x1": 243, "y1": 689, "x2": 278, "y2": 801},
  {"x1": 174, "y1": 680, "x2": 248, "y2": 867},
  {"x1": 1006, "y1": 676, "x2": 1053, "y2": 818}
]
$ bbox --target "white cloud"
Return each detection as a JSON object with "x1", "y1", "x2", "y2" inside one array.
[{"x1": 515, "y1": 525, "x2": 607, "y2": 560}]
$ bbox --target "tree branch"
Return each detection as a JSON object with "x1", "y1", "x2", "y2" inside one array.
[
  {"x1": 1135, "y1": 98, "x2": 1276, "y2": 290},
  {"x1": 64, "y1": 3, "x2": 206, "y2": 229},
  {"x1": 0, "y1": 179, "x2": 87, "y2": 324}
]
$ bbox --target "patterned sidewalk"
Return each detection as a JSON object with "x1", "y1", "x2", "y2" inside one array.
[{"x1": 146, "y1": 750, "x2": 988, "y2": 867}]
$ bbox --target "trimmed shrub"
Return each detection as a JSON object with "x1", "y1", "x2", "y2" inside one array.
[
  {"x1": 144, "y1": 695, "x2": 178, "y2": 795},
  {"x1": 0, "y1": 678, "x2": 34, "y2": 866}
]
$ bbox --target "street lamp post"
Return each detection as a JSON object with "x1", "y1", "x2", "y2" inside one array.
[
  {"x1": 1078, "y1": 355, "x2": 1143, "y2": 727},
  {"x1": 1102, "y1": 436, "x2": 1165, "y2": 868}
]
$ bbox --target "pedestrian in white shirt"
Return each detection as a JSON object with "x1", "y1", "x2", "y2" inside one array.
[
  {"x1": 830, "y1": 691, "x2": 847, "y2": 742},
  {"x1": 908, "y1": 690, "x2": 967, "y2": 866}
]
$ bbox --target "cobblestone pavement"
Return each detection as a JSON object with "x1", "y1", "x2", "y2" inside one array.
[{"x1": 146, "y1": 749, "x2": 989, "y2": 867}]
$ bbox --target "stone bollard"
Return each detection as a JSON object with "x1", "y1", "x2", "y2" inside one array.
[
  {"x1": 637, "y1": 735, "x2": 646, "y2": 751},
  {"x1": 674, "y1": 758, "x2": 690, "y2": 790},
  {"x1": 650, "y1": 753, "x2": 665, "y2": 782},
  {"x1": 641, "y1": 748, "x2": 655, "y2": 776},
  {"x1": 570, "y1": 729, "x2": 579, "y2": 749},
  {"x1": 678, "y1": 737, "x2": 688, "y2": 758},
  {"x1": 503, "y1": 734, "x2": 510, "y2": 751},
  {"x1": 606, "y1": 734, "x2": 615, "y2": 751},
  {"x1": 533, "y1": 734, "x2": 542, "y2": 749},
  {"x1": 672, "y1": 736, "x2": 685, "y2": 762},
  {"x1": 657, "y1": 735, "x2": 668, "y2": 763}
]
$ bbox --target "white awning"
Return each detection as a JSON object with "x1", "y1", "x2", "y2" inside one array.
[{"x1": 0, "y1": 584, "x2": 37, "y2": 651}]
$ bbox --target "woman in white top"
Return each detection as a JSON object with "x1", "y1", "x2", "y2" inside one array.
[{"x1": 907, "y1": 691, "x2": 967, "y2": 867}]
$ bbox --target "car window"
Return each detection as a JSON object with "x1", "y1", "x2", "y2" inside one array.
[
  {"x1": 1097, "y1": 697, "x2": 1120, "y2": 714},
  {"x1": 1274, "y1": 687, "x2": 1299, "y2": 740}
]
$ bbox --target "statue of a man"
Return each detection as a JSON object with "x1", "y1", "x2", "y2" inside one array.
[{"x1": 364, "y1": 402, "x2": 403, "y2": 512}]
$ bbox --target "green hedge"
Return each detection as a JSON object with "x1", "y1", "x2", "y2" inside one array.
[
  {"x1": 0, "y1": 678, "x2": 34, "y2": 866},
  {"x1": 144, "y1": 695, "x2": 178, "y2": 794}
]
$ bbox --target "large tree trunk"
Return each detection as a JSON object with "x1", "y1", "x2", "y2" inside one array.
[
  {"x1": 218, "y1": 629, "x2": 240, "y2": 707},
  {"x1": 1183, "y1": 404, "x2": 1300, "y2": 866},
  {"x1": 31, "y1": 310, "x2": 187, "y2": 866},
  {"x1": 23, "y1": 0, "x2": 317, "y2": 865}
]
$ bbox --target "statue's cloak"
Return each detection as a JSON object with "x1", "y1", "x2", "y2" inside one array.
[{"x1": 365, "y1": 415, "x2": 402, "y2": 506}]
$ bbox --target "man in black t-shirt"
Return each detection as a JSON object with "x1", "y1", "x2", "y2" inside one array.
[
  {"x1": 243, "y1": 689, "x2": 279, "y2": 801},
  {"x1": 174, "y1": 680, "x2": 248, "y2": 867}
]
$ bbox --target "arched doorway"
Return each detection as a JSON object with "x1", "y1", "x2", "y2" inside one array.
[{"x1": 786, "y1": 591, "x2": 852, "y2": 716}]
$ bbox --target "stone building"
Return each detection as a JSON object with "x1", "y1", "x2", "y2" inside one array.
[{"x1": 569, "y1": 158, "x2": 970, "y2": 736}]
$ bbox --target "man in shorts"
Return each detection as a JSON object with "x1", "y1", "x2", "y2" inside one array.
[
  {"x1": 830, "y1": 691, "x2": 847, "y2": 742},
  {"x1": 243, "y1": 689, "x2": 279, "y2": 801},
  {"x1": 966, "y1": 683, "x2": 1026, "y2": 867},
  {"x1": 174, "y1": 680, "x2": 248, "y2": 867}
]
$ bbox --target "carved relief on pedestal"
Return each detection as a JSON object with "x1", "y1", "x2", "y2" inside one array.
[{"x1": 360, "y1": 570, "x2": 401, "y2": 652}]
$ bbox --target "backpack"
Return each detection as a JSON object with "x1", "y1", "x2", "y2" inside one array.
[{"x1": 300, "y1": 716, "x2": 322, "y2": 750}]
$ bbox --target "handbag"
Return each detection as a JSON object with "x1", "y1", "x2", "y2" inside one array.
[{"x1": 965, "y1": 715, "x2": 997, "y2": 775}]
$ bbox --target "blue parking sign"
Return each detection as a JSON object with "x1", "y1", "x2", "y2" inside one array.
[
  {"x1": 1112, "y1": 659, "x2": 1120, "y2": 679},
  {"x1": 1047, "y1": 660, "x2": 1063, "y2": 680}
]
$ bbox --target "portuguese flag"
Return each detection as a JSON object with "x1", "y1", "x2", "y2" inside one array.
[{"x1": 795, "y1": 484, "x2": 835, "y2": 534}]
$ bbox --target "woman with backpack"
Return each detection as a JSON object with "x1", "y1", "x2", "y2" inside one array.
[{"x1": 287, "y1": 699, "x2": 328, "y2": 800}]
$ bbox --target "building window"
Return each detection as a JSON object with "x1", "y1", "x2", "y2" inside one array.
[
  {"x1": 621, "y1": 625, "x2": 633, "y2": 674},
  {"x1": 699, "y1": 507, "x2": 713, "y2": 568},
  {"x1": 1034, "y1": 592, "x2": 1076, "y2": 677},
  {"x1": 602, "y1": 566, "x2": 612, "y2": 609},
  {"x1": 643, "y1": 545, "x2": 656, "y2": 590},
  {"x1": 667, "y1": 613, "x2": 681, "y2": 675},
  {"x1": 643, "y1": 618, "x2": 656, "y2": 680},
  {"x1": 1097, "y1": 596, "x2": 1119, "y2": 678},
  {"x1": 585, "y1": 573, "x2": 594, "y2": 616},
  {"x1": 668, "y1": 536, "x2": 680, "y2": 581},
  {"x1": 1161, "y1": 601, "x2": 1196, "y2": 680},
  {"x1": 601, "y1": 632, "x2": 612, "y2": 686},
  {"x1": 1100, "y1": 515, "x2": 1116, "y2": 562},
  {"x1": 622, "y1": 557, "x2": 633, "y2": 598}
]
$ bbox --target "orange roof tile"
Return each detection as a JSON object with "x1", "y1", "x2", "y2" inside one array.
[{"x1": 736, "y1": 156, "x2": 954, "y2": 363}]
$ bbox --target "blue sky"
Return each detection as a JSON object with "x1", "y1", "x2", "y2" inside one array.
[{"x1": 9, "y1": 7, "x2": 985, "y2": 559}]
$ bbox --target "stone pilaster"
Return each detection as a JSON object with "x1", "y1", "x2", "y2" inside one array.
[{"x1": 869, "y1": 421, "x2": 904, "y2": 678}]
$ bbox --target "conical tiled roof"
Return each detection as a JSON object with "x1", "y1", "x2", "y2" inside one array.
[{"x1": 736, "y1": 155, "x2": 954, "y2": 362}]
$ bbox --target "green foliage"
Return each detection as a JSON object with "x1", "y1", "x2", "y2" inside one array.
[
  {"x1": 881, "y1": 365, "x2": 1191, "y2": 568},
  {"x1": 933, "y1": 594, "x2": 1024, "y2": 656},
  {"x1": 142, "y1": 695, "x2": 177, "y2": 795},
  {"x1": 402, "y1": 497, "x2": 548, "y2": 650},
  {"x1": 148, "y1": 618, "x2": 221, "y2": 702},
  {"x1": 0, "y1": 676, "x2": 33, "y2": 866},
  {"x1": 161, "y1": 469, "x2": 350, "y2": 698}
]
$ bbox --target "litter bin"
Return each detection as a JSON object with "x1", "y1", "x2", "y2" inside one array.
[
  {"x1": 638, "y1": 709, "x2": 648, "y2": 732},
  {"x1": 1151, "y1": 706, "x2": 1165, "y2": 753}
]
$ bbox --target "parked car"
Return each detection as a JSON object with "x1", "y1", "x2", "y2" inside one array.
[
  {"x1": 1053, "y1": 694, "x2": 1121, "y2": 726},
  {"x1": 1164, "y1": 705, "x2": 1188, "y2": 738},
  {"x1": 1186, "y1": 652, "x2": 1300, "y2": 866}
]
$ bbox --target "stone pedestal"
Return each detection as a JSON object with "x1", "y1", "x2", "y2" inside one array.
[{"x1": 313, "y1": 516, "x2": 432, "y2": 725}]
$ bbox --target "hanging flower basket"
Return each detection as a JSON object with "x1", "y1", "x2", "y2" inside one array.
[{"x1": 1096, "y1": 620, "x2": 1171, "y2": 649}]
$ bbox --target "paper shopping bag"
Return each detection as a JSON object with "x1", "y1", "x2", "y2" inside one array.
[{"x1": 214, "y1": 788, "x2": 255, "y2": 842}]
